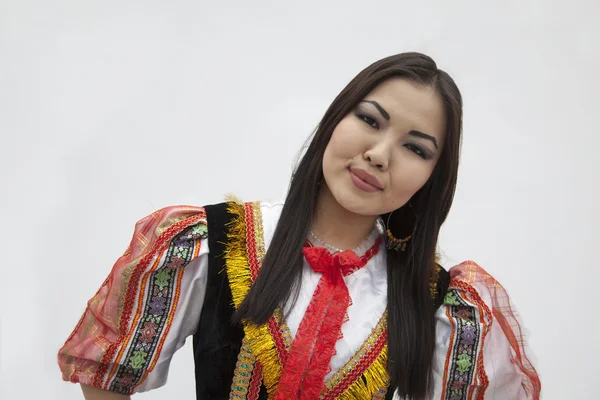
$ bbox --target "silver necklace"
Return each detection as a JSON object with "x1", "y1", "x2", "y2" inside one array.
[{"x1": 308, "y1": 231, "x2": 343, "y2": 253}]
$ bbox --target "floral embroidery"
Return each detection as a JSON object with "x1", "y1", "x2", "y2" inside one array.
[
  {"x1": 149, "y1": 297, "x2": 167, "y2": 315},
  {"x1": 108, "y1": 222, "x2": 207, "y2": 394},
  {"x1": 444, "y1": 292, "x2": 460, "y2": 306},
  {"x1": 191, "y1": 223, "x2": 208, "y2": 238},
  {"x1": 139, "y1": 321, "x2": 158, "y2": 343},
  {"x1": 166, "y1": 256, "x2": 185, "y2": 269},
  {"x1": 442, "y1": 289, "x2": 481, "y2": 400}
]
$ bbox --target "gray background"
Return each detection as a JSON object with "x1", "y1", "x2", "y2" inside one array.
[{"x1": 1, "y1": 1, "x2": 598, "y2": 399}]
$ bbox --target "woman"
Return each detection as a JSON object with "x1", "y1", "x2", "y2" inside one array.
[{"x1": 58, "y1": 52, "x2": 541, "y2": 399}]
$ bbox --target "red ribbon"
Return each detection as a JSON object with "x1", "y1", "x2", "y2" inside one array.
[{"x1": 274, "y1": 236, "x2": 382, "y2": 399}]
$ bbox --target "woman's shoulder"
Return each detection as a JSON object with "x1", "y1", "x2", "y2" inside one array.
[
  {"x1": 209, "y1": 195, "x2": 284, "y2": 214},
  {"x1": 444, "y1": 261, "x2": 510, "y2": 310},
  {"x1": 121, "y1": 205, "x2": 208, "y2": 259}
]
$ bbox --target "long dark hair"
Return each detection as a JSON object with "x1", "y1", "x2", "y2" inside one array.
[{"x1": 233, "y1": 52, "x2": 463, "y2": 399}]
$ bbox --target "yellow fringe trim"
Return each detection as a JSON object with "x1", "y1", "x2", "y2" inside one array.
[
  {"x1": 430, "y1": 264, "x2": 441, "y2": 300},
  {"x1": 224, "y1": 201, "x2": 281, "y2": 398},
  {"x1": 225, "y1": 192, "x2": 244, "y2": 205},
  {"x1": 334, "y1": 344, "x2": 389, "y2": 399}
]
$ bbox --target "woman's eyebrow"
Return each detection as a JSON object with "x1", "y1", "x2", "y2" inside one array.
[
  {"x1": 409, "y1": 130, "x2": 438, "y2": 149},
  {"x1": 360, "y1": 100, "x2": 390, "y2": 121}
]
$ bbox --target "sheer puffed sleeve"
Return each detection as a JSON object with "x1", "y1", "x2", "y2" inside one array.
[
  {"x1": 431, "y1": 261, "x2": 541, "y2": 400},
  {"x1": 58, "y1": 206, "x2": 210, "y2": 395}
]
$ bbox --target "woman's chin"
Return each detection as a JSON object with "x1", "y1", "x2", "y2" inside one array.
[{"x1": 333, "y1": 191, "x2": 384, "y2": 218}]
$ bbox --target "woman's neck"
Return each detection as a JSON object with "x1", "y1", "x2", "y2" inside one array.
[{"x1": 311, "y1": 184, "x2": 378, "y2": 251}]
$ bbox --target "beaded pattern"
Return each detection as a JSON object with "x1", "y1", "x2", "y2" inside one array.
[
  {"x1": 385, "y1": 228, "x2": 411, "y2": 251},
  {"x1": 229, "y1": 339, "x2": 257, "y2": 399},
  {"x1": 372, "y1": 388, "x2": 389, "y2": 399},
  {"x1": 273, "y1": 308, "x2": 293, "y2": 349}
]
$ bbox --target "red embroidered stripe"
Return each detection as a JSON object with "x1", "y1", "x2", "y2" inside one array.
[
  {"x1": 244, "y1": 202, "x2": 260, "y2": 279},
  {"x1": 248, "y1": 362, "x2": 263, "y2": 400},
  {"x1": 244, "y1": 202, "x2": 289, "y2": 365},
  {"x1": 323, "y1": 330, "x2": 387, "y2": 399}
]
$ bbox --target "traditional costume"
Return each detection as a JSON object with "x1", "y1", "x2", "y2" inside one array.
[{"x1": 58, "y1": 200, "x2": 540, "y2": 399}]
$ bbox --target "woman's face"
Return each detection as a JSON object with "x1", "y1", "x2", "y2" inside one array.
[{"x1": 322, "y1": 77, "x2": 446, "y2": 217}]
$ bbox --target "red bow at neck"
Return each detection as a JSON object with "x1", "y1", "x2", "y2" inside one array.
[{"x1": 274, "y1": 236, "x2": 382, "y2": 400}]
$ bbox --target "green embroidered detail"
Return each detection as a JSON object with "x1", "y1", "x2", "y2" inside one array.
[
  {"x1": 456, "y1": 353, "x2": 472, "y2": 374},
  {"x1": 192, "y1": 223, "x2": 208, "y2": 238},
  {"x1": 444, "y1": 292, "x2": 460, "y2": 306},
  {"x1": 174, "y1": 246, "x2": 189, "y2": 259},
  {"x1": 154, "y1": 269, "x2": 172, "y2": 287},
  {"x1": 129, "y1": 351, "x2": 147, "y2": 369}
]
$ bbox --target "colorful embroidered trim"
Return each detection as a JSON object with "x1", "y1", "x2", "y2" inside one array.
[
  {"x1": 230, "y1": 338, "x2": 258, "y2": 399},
  {"x1": 93, "y1": 212, "x2": 207, "y2": 393},
  {"x1": 224, "y1": 201, "x2": 283, "y2": 397},
  {"x1": 450, "y1": 261, "x2": 541, "y2": 398},
  {"x1": 440, "y1": 284, "x2": 491, "y2": 400},
  {"x1": 322, "y1": 311, "x2": 389, "y2": 400},
  {"x1": 248, "y1": 363, "x2": 263, "y2": 400},
  {"x1": 372, "y1": 388, "x2": 388, "y2": 400},
  {"x1": 110, "y1": 222, "x2": 206, "y2": 393},
  {"x1": 246, "y1": 203, "x2": 291, "y2": 367}
]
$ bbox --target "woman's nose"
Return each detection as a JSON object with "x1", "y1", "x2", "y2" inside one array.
[{"x1": 364, "y1": 143, "x2": 390, "y2": 170}]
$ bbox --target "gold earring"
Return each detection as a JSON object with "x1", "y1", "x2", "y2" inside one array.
[{"x1": 385, "y1": 211, "x2": 413, "y2": 252}]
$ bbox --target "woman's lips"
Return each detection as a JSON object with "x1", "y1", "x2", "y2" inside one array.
[{"x1": 348, "y1": 167, "x2": 383, "y2": 192}]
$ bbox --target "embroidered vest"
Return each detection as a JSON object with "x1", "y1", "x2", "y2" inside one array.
[{"x1": 192, "y1": 201, "x2": 449, "y2": 399}]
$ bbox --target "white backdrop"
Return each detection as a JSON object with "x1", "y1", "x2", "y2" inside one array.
[{"x1": 1, "y1": 1, "x2": 599, "y2": 399}]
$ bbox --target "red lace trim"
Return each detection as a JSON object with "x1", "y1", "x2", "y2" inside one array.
[{"x1": 275, "y1": 236, "x2": 382, "y2": 399}]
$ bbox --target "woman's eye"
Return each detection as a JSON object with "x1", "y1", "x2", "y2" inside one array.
[
  {"x1": 405, "y1": 143, "x2": 427, "y2": 159},
  {"x1": 358, "y1": 114, "x2": 379, "y2": 129}
]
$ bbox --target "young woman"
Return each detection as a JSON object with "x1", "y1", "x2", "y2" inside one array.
[{"x1": 58, "y1": 52, "x2": 541, "y2": 399}]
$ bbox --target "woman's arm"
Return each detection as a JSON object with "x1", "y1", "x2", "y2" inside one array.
[
  {"x1": 436, "y1": 261, "x2": 541, "y2": 399},
  {"x1": 58, "y1": 206, "x2": 209, "y2": 394},
  {"x1": 81, "y1": 384, "x2": 131, "y2": 400}
]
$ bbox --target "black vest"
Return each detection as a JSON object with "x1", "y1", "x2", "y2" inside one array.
[{"x1": 192, "y1": 202, "x2": 449, "y2": 399}]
